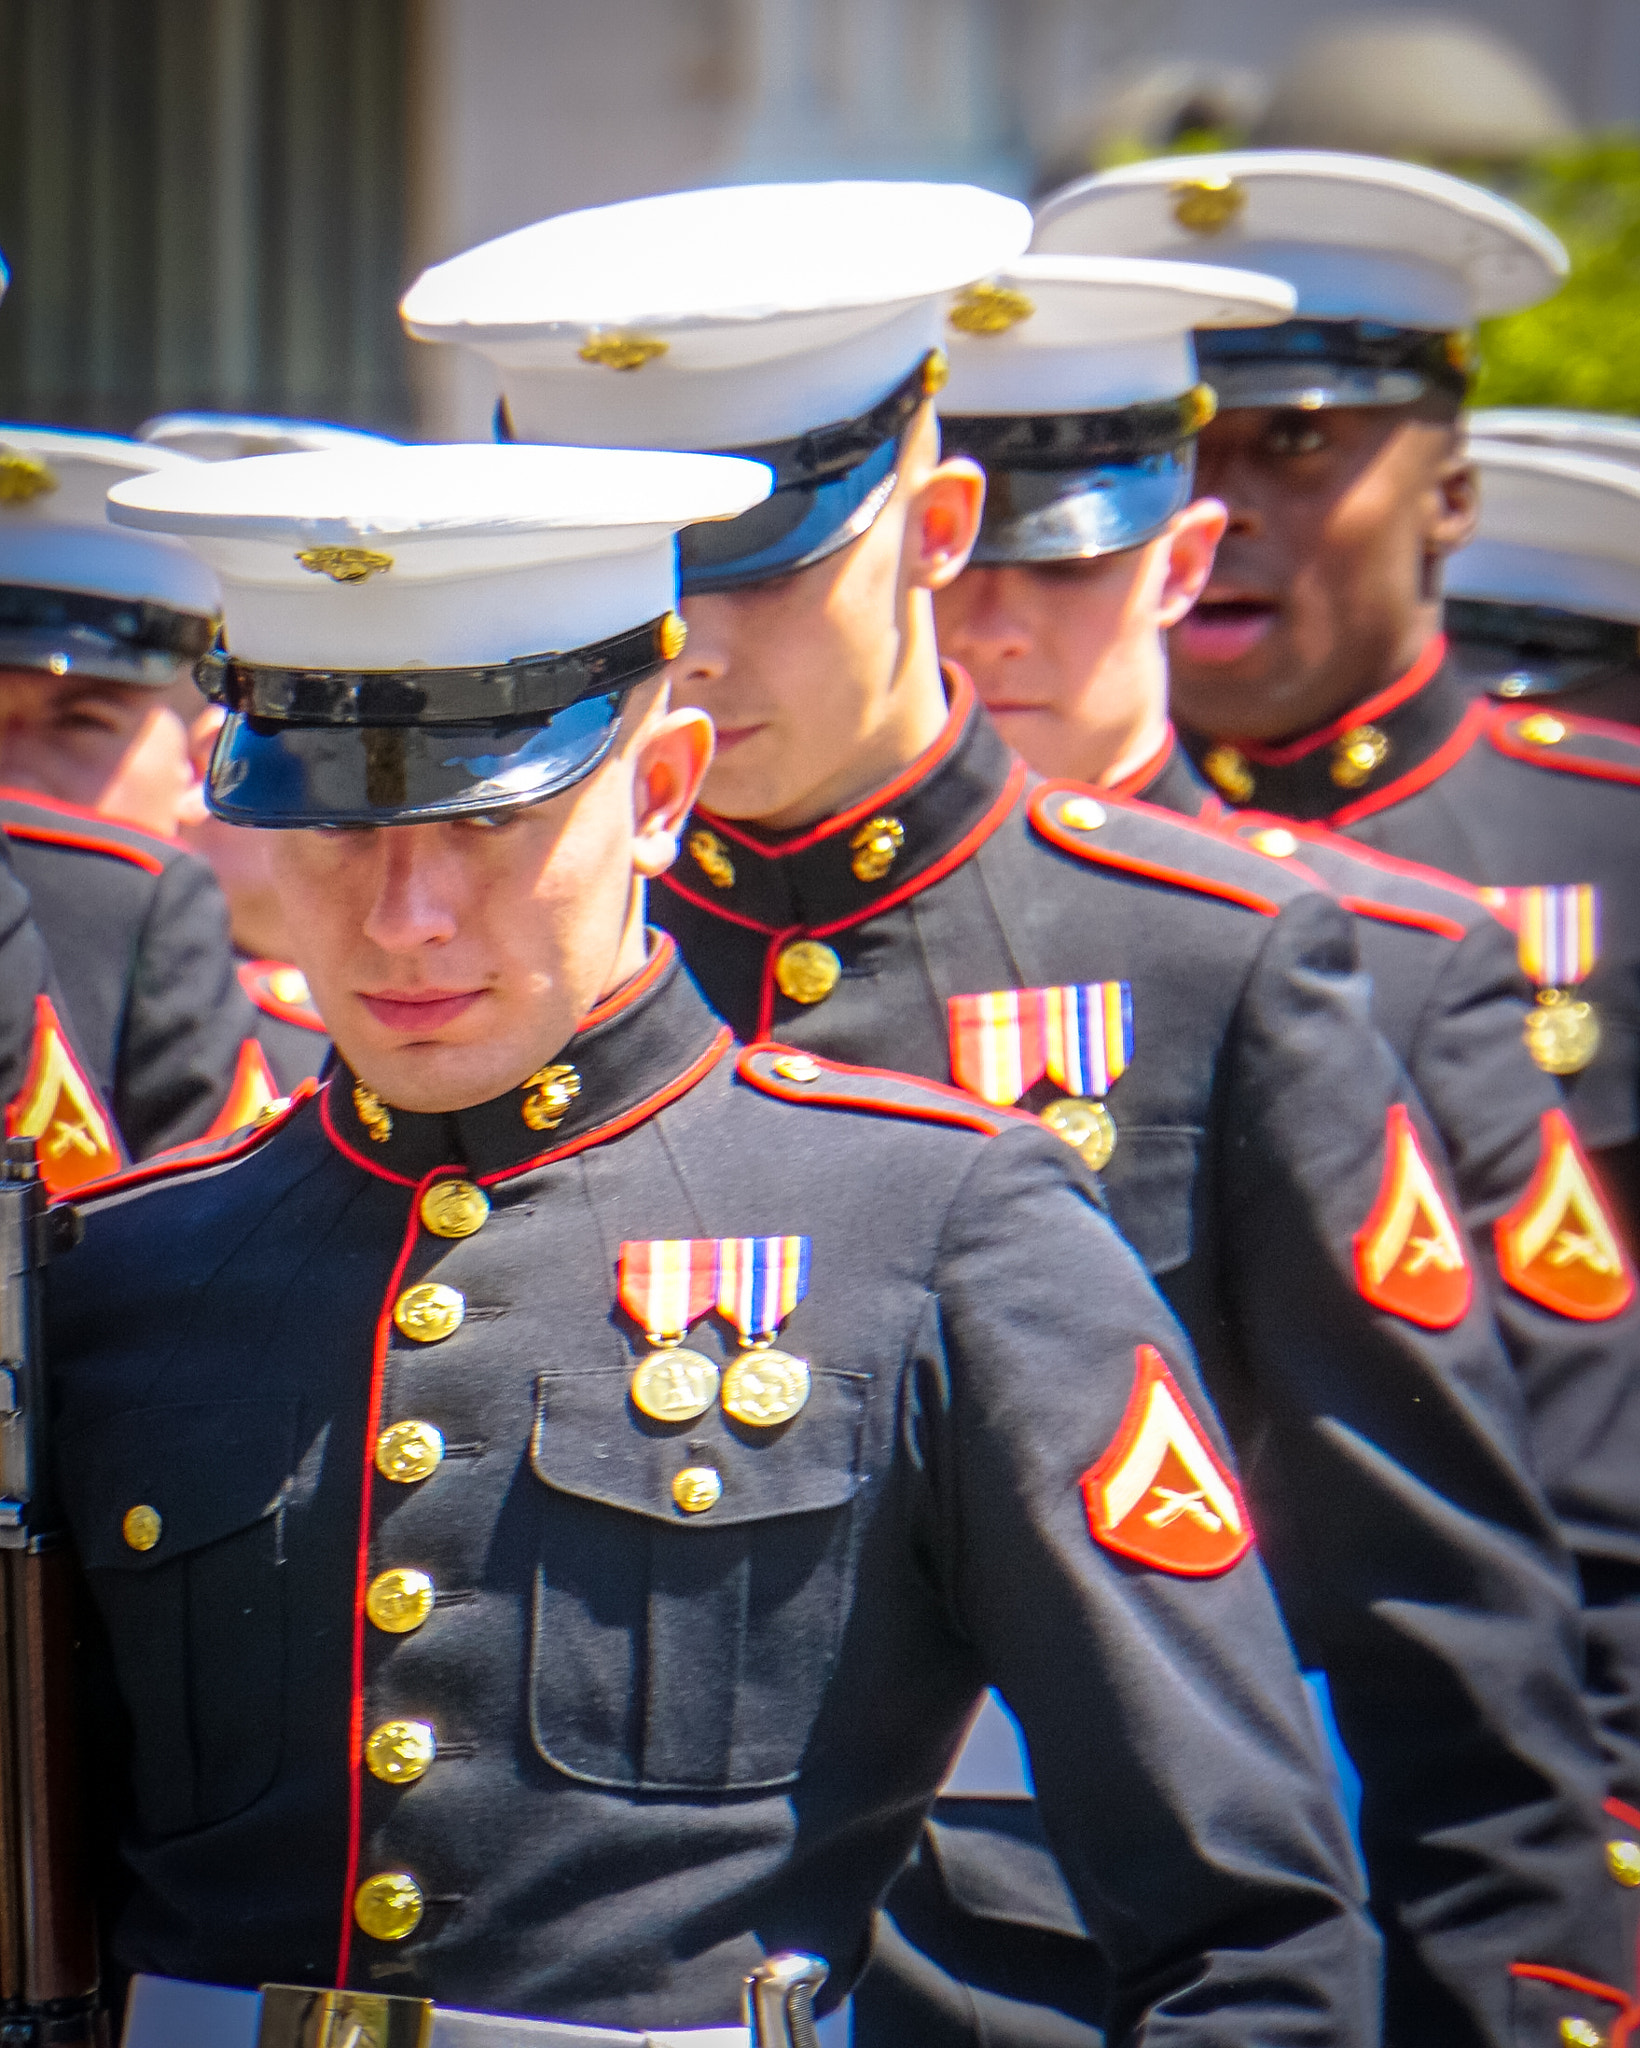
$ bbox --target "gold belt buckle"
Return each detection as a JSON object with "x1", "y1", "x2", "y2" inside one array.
[{"x1": 258, "y1": 1985, "x2": 435, "y2": 2048}]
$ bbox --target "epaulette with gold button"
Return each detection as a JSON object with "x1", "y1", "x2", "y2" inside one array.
[
  {"x1": 1488, "y1": 707, "x2": 1640, "y2": 789},
  {"x1": 737, "y1": 1045, "x2": 1032, "y2": 1138},
  {"x1": 67, "y1": 1077, "x2": 319, "y2": 1206},
  {"x1": 1027, "y1": 783, "x2": 1286, "y2": 918}
]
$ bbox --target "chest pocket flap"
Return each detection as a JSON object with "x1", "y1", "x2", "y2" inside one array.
[
  {"x1": 57, "y1": 1398, "x2": 300, "y2": 1838},
  {"x1": 529, "y1": 1364, "x2": 871, "y2": 1792}
]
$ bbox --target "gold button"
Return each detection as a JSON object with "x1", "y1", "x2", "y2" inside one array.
[
  {"x1": 771, "y1": 1054, "x2": 822, "y2": 1084},
  {"x1": 1249, "y1": 826, "x2": 1298, "y2": 858},
  {"x1": 122, "y1": 1505, "x2": 162, "y2": 1552},
  {"x1": 672, "y1": 1466, "x2": 722, "y2": 1515},
  {"x1": 353, "y1": 1870, "x2": 424, "y2": 1942},
  {"x1": 849, "y1": 815, "x2": 904, "y2": 883},
  {"x1": 375, "y1": 1421, "x2": 445, "y2": 1485},
  {"x1": 366, "y1": 1567, "x2": 435, "y2": 1635},
  {"x1": 1329, "y1": 724, "x2": 1390, "y2": 789},
  {"x1": 365, "y1": 1718, "x2": 437, "y2": 1786},
  {"x1": 1201, "y1": 746, "x2": 1255, "y2": 803},
  {"x1": 1057, "y1": 795, "x2": 1106, "y2": 831},
  {"x1": 268, "y1": 967, "x2": 311, "y2": 1005},
  {"x1": 1561, "y1": 2021, "x2": 1604, "y2": 2048},
  {"x1": 420, "y1": 1179, "x2": 489, "y2": 1239},
  {"x1": 775, "y1": 940, "x2": 841, "y2": 1006},
  {"x1": 1606, "y1": 1838, "x2": 1640, "y2": 1885},
  {"x1": 393, "y1": 1283, "x2": 465, "y2": 1344},
  {"x1": 1520, "y1": 711, "x2": 1568, "y2": 746}
]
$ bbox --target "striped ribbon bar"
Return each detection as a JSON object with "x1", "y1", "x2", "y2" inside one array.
[
  {"x1": 1482, "y1": 884, "x2": 1600, "y2": 989},
  {"x1": 948, "y1": 984, "x2": 1133, "y2": 1107},
  {"x1": 717, "y1": 1236, "x2": 812, "y2": 1344},
  {"x1": 617, "y1": 1239, "x2": 721, "y2": 1344}
]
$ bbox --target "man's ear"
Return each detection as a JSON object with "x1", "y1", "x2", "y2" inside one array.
[
  {"x1": 906, "y1": 455, "x2": 986, "y2": 594},
  {"x1": 632, "y1": 704, "x2": 715, "y2": 878},
  {"x1": 1428, "y1": 440, "x2": 1479, "y2": 560},
  {"x1": 1154, "y1": 497, "x2": 1228, "y2": 630},
  {"x1": 177, "y1": 699, "x2": 225, "y2": 829}
]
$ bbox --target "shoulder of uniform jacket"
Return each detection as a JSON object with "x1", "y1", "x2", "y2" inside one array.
[
  {"x1": 736, "y1": 1045, "x2": 1034, "y2": 1137},
  {"x1": 1488, "y1": 705, "x2": 1640, "y2": 789},
  {"x1": 0, "y1": 788, "x2": 185, "y2": 877},
  {"x1": 237, "y1": 957, "x2": 327, "y2": 1032},
  {"x1": 64, "y1": 1078, "x2": 319, "y2": 1208},
  {"x1": 1215, "y1": 809, "x2": 1484, "y2": 942},
  {"x1": 1026, "y1": 780, "x2": 1314, "y2": 918}
]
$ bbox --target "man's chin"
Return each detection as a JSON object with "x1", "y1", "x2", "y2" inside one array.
[{"x1": 337, "y1": 1033, "x2": 523, "y2": 1118}]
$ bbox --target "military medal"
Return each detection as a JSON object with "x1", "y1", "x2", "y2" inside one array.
[
  {"x1": 1486, "y1": 884, "x2": 1602, "y2": 1076},
  {"x1": 949, "y1": 982, "x2": 1132, "y2": 1170},
  {"x1": 717, "y1": 1236, "x2": 813, "y2": 1427},
  {"x1": 616, "y1": 1239, "x2": 721, "y2": 1422}
]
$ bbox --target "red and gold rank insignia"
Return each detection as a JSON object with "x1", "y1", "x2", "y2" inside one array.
[
  {"x1": 4, "y1": 996, "x2": 122, "y2": 1196},
  {"x1": 202, "y1": 1037, "x2": 282, "y2": 1141},
  {"x1": 1080, "y1": 1345, "x2": 1252, "y2": 1576},
  {"x1": 1353, "y1": 1104, "x2": 1472, "y2": 1328},
  {"x1": 1496, "y1": 1110, "x2": 1634, "y2": 1321}
]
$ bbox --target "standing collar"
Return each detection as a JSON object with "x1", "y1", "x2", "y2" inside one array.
[
  {"x1": 320, "y1": 934, "x2": 731, "y2": 1185},
  {"x1": 658, "y1": 664, "x2": 1024, "y2": 935},
  {"x1": 1112, "y1": 724, "x2": 1217, "y2": 820},
  {"x1": 1179, "y1": 636, "x2": 1480, "y2": 824}
]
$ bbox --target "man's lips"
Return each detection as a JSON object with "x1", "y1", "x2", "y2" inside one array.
[
  {"x1": 708, "y1": 722, "x2": 764, "y2": 753},
  {"x1": 1173, "y1": 599, "x2": 1280, "y2": 665},
  {"x1": 359, "y1": 989, "x2": 486, "y2": 1033}
]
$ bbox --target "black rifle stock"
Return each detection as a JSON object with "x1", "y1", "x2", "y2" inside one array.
[{"x1": 0, "y1": 1135, "x2": 99, "y2": 2045}]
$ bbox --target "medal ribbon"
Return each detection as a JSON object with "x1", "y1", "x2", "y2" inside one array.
[
  {"x1": 1482, "y1": 884, "x2": 1599, "y2": 989},
  {"x1": 950, "y1": 984, "x2": 1132, "y2": 1106},
  {"x1": 717, "y1": 1236, "x2": 812, "y2": 1344},
  {"x1": 617, "y1": 1239, "x2": 720, "y2": 1344}
]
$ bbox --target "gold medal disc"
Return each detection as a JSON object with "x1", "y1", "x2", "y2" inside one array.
[
  {"x1": 629, "y1": 1347, "x2": 721, "y2": 1423},
  {"x1": 1525, "y1": 989, "x2": 1601, "y2": 1076},
  {"x1": 721, "y1": 1348, "x2": 811, "y2": 1427},
  {"x1": 1042, "y1": 1096, "x2": 1117, "y2": 1171}
]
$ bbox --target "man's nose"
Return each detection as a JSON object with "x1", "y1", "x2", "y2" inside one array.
[
  {"x1": 360, "y1": 827, "x2": 462, "y2": 952},
  {"x1": 939, "y1": 573, "x2": 1033, "y2": 663},
  {"x1": 674, "y1": 598, "x2": 731, "y2": 694}
]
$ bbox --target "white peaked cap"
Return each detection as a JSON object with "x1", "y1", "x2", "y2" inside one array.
[
  {"x1": 1467, "y1": 409, "x2": 1640, "y2": 471},
  {"x1": 1448, "y1": 440, "x2": 1640, "y2": 626},
  {"x1": 106, "y1": 442, "x2": 772, "y2": 670},
  {"x1": 0, "y1": 426, "x2": 220, "y2": 614},
  {"x1": 1032, "y1": 151, "x2": 1566, "y2": 329},
  {"x1": 137, "y1": 413, "x2": 401, "y2": 461},
  {"x1": 939, "y1": 255, "x2": 1296, "y2": 416},
  {"x1": 401, "y1": 181, "x2": 1033, "y2": 450}
]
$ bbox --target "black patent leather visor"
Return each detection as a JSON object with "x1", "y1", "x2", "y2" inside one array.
[
  {"x1": 207, "y1": 692, "x2": 627, "y2": 827},
  {"x1": 675, "y1": 353, "x2": 940, "y2": 595},
  {"x1": 1195, "y1": 319, "x2": 1469, "y2": 412}
]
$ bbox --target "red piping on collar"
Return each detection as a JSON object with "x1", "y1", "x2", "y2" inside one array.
[
  {"x1": 319, "y1": 1026, "x2": 733, "y2": 1186},
  {"x1": 68, "y1": 1079, "x2": 318, "y2": 1201},
  {"x1": 2, "y1": 818, "x2": 167, "y2": 875},
  {"x1": 737, "y1": 1044, "x2": 1035, "y2": 1133},
  {"x1": 1103, "y1": 725, "x2": 1177, "y2": 800},
  {"x1": 696, "y1": 666, "x2": 978, "y2": 859},
  {"x1": 746, "y1": 761, "x2": 1028, "y2": 1036},
  {"x1": 656, "y1": 869, "x2": 781, "y2": 932},
  {"x1": 1507, "y1": 1963, "x2": 1635, "y2": 2048},
  {"x1": 1324, "y1": 697, "x2": 1490, "y2": 829},
  {"x1": 1489, "y1": 705, "x2": 1640, "y2": 788},
  {"x1": 1030, "y1": 784, "x2": 1282, "y2": 918},
  {"x1": 581, "y1": 933, "x2": 677, "y2": 1028},
  {"x1": 1234, "y1": 636, "x2": 1448, "y2": 767},
  {"x1": 336, "y1": 1167, "x2": 456, "y2": 1988},
  {"x1": 476, "y1": 1028, "x2": 733, "y2": 1185},
  {"x1": 1606, "y1": 1796, "x2": 1640, "y2": 1834}
]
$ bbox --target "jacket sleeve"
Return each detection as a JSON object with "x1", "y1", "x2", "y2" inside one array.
[
  {"x1": 114, "y1": 851, "x2": 259, "y2": 1157},
  {"x1": 1408, "y1": 917, "x2": 1640, "y2": 1816},
  {"x1": 1220, "y1": 890, "x2": 1634, "y2": 2048},
  {"x1": 922, "y1": 1124, "x2": 1382, "y2": 2048}
]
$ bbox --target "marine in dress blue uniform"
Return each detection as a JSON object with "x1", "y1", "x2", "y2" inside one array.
[
  {"x1": 0, "y1": 427, "x2": 261, "y2": 1173},
  {"x1": 51, "y1": 438, "x2": 1380, "y2": 2048},
  {"x1": 407, "y1": 182, "x2": 1640, "y2": 2048}
]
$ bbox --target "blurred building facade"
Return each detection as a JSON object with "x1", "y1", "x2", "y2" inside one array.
[{"x1": 0, "y1": 0, "x2": 1636, "y2": 439}]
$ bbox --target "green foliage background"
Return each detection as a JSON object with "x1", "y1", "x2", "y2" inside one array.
[{"x1": 1469, "y1": 140, "x2": 1640, "y2": 415}]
